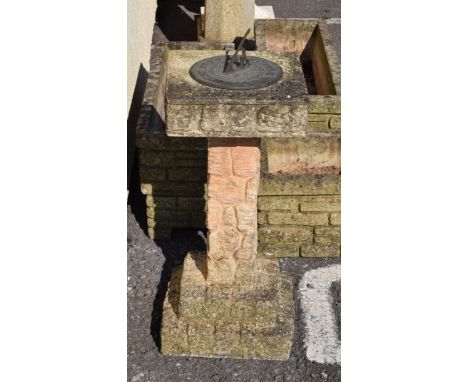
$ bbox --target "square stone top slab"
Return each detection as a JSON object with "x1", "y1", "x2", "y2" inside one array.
[{"x1": 165, "y1": 50, "x2": 309, "y2": 138}]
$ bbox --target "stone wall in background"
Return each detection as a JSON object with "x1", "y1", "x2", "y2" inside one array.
[
  {"x1": 139, "y1": 137, "x2": 207, "y2": 240},
  {"x1": 257, "y1": 175, "x2": 340, "y2": 258}
]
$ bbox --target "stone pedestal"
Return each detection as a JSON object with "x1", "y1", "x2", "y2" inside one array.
[
  {"x1": 160, "y1": 137, "x2": 294, "y2": 359},
  {"x1": 159, "y1": 48, "x2": 308, "y2": 360},
  {"x1": 204, "y1": 0, "x2": 254, "y2": 42}
]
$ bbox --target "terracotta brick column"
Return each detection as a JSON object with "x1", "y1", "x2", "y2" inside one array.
[{"x1": 206, "y1": 138, "x2": 260, "y2": 285}]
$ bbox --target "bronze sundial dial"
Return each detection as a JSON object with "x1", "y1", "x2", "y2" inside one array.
[{"x1": 189, "y1": 29, "x2": 283, "y2": 90}]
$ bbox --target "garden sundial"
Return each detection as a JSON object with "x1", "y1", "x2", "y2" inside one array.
[
  {"x1": 160, "y1": 29, "x2": 311, "y2": 360},
  {"x1": 189, "y1": 29, "x2": 283, "y2": 90}
]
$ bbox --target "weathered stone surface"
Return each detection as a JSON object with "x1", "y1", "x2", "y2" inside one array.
[
  {"x1": 258, "y1": 196, "x2": 299, "y2": 211},
  {"x1": 300, "y1": 195, "x2": 341, "y2": 212},
  {"x1": 268, "y1": 211, "x2": 329, "y2": 226},
  {"x1": 160, "y1": 252, "x2": 295, "y2": 360},
  {"x1": 145, "y1": 196, "x2": 176, "y2": 209},
  {"x1": 258, "y1": 242, "x2": 301, "y2": 258},
  {"x1": 300, "y1": 243, "x2": 340, "y2": 257},
  {"x1": 259, "y1": 175, "x2": 340, "y2": 196},
  {"x1": 314, "y1": 226, "x2": 341, "y2": 237},
  {"x1": 255, "y1": 18, "x2": 341, "y2": 97},
  {"x1": 139, "y1": 166, "x2": 166, "y2": 181},
  {"x1": 330, "y1": 212, "x2": 341, "y2": 225},
  {"x1": 329, "y1": 115, "x2": 341, "y2": 130},
  {"x1": 140, "y1": 150, "x2": 207, "y2": 169},
  {"x1": 257, "y1": 211, "x2": 268, "y2": 225},
  {"x1": 308, "y1": 96, "x2": 341, "y2": 114},
  {"x1": 165, "y1": 50, "x2": 308, "y2": 138},
  {"x1": 147, "y1": 227, "x2": 172, "y2": 240},
  {"x1": 259, "y1": 225, "x2": 313, "y2": 243},
  {"x1": 314, "y1": 236, "x2": 339, "y2": 245},
  {"x1": 204, "y1": 0, "x2": 254, "y2": 42},
  {"x1": 142, "y1": 181, "x2": 206, "y2": 197},
  {"x1": 147, "y1": 211, "x2": 190, "y2": 227},
  {"x1": 265, "y1": 136, "x2": 341, "y2": 176}
]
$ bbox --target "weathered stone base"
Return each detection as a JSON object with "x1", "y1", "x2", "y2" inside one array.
[{"x1": 160, "y1": 252, "x2": 294, "y2": 360}]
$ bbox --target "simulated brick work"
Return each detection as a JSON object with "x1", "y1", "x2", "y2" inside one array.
[
  {"x1": 139, "y1": 137, "x2": 207, "y2": 239},
  {"x1": 257, "y1": 175, "x2": 341, "y2": 258}
]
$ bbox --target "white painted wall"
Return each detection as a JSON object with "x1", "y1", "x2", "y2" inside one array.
[{"x1": 127, "y1": 0, "x2": 157, "y2": 114}]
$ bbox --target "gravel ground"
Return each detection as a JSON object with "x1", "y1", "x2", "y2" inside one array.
[{"x1": 128, "y1": 207, "x2": 341, "y2": 382}]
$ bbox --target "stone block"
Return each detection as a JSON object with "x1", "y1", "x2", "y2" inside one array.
[
  {"x1": 300, "y1": 243, "x2": 340, "y2": 257},
  {"x1": 139, "y1": 150, "x2": 173, "y2": 166},
  {"x1": 147, "y1": 182, "x2": 206, "y2": 197},
  {"x1": 148, "y1": 227, "x2": 172, "y2": 240},
  {"x1": 329, "y1": 115, "x2": 341, "y2": 129},
  {"x1": 308, "y1": 114, "x2": 330, "y2": 130},
  {"x1": 258, "y1": 225, "x2": 313, "y2": 243},
  {"x1": 258, "y1": 243, "x2": 301, "y2": 258},
  {"x1": 178, "y1": 197, "x2": 206, "y2": 211},
  {"x1": 145, "y1": 196, "x2": 176, "y2": 209},
  {"x1": 140, "y1": 150, "x2": 207, "y2": 169},
  {"x1": 161, "y1": 253, "x2": 295, "y2": 360},
  {"x1": 147, "y1": 211, "x2": 190, "y2": 227},
  {"x1": 168, "y1": 168, "x2": 206, "y2": 181},
  {"x1": 314, "y1": 226, "x2": 341, "y2": 237},
  {"x1": 330, "y1": 212, "x2": 341, "y2": 225},
  {"x1": 265, "y1": 136, "x2": 340, "y2": 176},
  {"x1": 139, "y1": 166, "x2": 166, "y2": 181},
  {"x1": 259, "y1": 175, "x2": 340, "y2": 196},
  {"x1": 179, "y1": 260, "x2": 277, "y2": 325},
  {"x1": 257, "y1": 211, "x2": 268, "y2": 225},
  {"x1": 165, "y1": 50, "x2": 308, "y2": 138},
  {"x1": 172, "y1": 158, "x2": 208, "y2": 168},
  {"x1": 300, "y1": 195, "x2": 340, "y2": 212},
  {"x1": 136, "y1": 136, "x2": 207, "y2": 151},
  {"x1": 257, "y1": 196, "x2": 298, "y2": 211},
  {"x1": 174, "y1": 150, "x2": 207, "y2": 159},
  {"x1": 268, "y1": 211, "x2": 329, "y2": 226},
  {"x1": 314, "y1": 236, "x2": 340, "y2": 245}
]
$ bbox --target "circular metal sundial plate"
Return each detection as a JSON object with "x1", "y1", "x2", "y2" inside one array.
[{"x1": 189, "y1": 55, "x2": 283, "y2": 90}]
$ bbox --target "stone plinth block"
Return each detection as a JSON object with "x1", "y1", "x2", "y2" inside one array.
[
  {"x1": 165, "y1": 50, "x2": 308, "y2": 138},
  {"x1": 160, "y1": 252, "x2": 295, "y2": 360}
]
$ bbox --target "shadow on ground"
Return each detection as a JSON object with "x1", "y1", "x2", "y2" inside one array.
[{"x1": 150, "y1": 228, "x2": 207, "y2": 350}]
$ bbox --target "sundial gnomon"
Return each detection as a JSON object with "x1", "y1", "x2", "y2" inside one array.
[{"x1": 189, "y1": 29, "x2": 283, "y2": 90}]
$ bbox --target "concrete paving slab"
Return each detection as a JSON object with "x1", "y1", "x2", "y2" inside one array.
[{"x1": 299, "y1": 264, "x2": 341, "y2": 364}]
